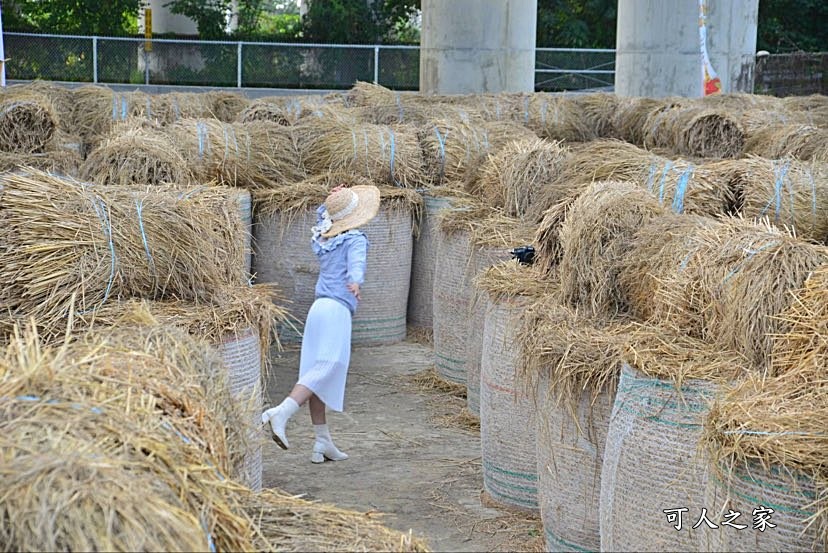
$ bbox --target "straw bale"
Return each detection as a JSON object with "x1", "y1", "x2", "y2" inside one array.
[
  {"x1": 739, "y1": 107, "x2": 809, "y2": 134},
  {"x1": 0, "y1": 92, "x2": 58, "y2": 153},
  {"x1": 0, "y1": 150, "x2": 81, "y2": 177},
  {"x1": 418, "y1": 117, "x2": 535, "y2": 189},
  {"x1": 167, "y1": 118, "x2": 305, "y2": 188},
  {"x1": 771, "y1": 264, "x2": 828, "y2": 373},
  {"x1": 698, "y1": 92, "x2": 783, "y2": 112},
  {"x1": 344, "y1": 81, "x2": 398, "y2": 107},
  {"x1": 725, "y1": 156, "x2": 828, "y2": 242},
  {"x1": 0, "y1": 325, "x2": 430, "y2": 553},
  {"x1": 5, "y1": 80, "x2": 75, "y2": 125},
  {"x1": 782, "y1": 93, "x2": 828, "y2": 114},
  {"x1": 532, "y1": 197, "x2": 575, "y2": 275},
  {"x1": 704, "y1": 371, "x2": 828, "y2": 550},
  {"x1": 438, "y1": 199, "x2": 535, "y2": 250},
  {"x1": 300, "y1": 122, "x2": 424, "y2": 187},
  {"x1": 523, "y1": 93, "x2": 593, "y2": 142},
  {"x1": 530, "y1": 139, "x2": 731, "y2": 222},
  {"x1": 570, "y1": 92, "x2": 622, "y2": 138},
  {"x1": 477, "y1": 137, "x2": 569, "y2": 219},
  {"x1": 557, "y1": 180, "x2": 668, "y2": 318},
  {"x1": 70, "y1": 86, "x2": 155, "y2": 147},
  {"x1": 745, "y1": 123, "x2": 828, "y2": 162},
  {"x1": 80, "y1": 128, "x2": 195, "y2": 186},
  {"x1": 0, "y1": 171, "x2": 247, "y2": 339},
  {"x1": 206, "y1": 90, "x2": 250, "y2": 122},
  {"x1": 644, "y1": 104, "x2": 746, "y2": 159},
  {"x1": 612, "y1": 96, "x2": 672, "y2": 144},
  {"x1": 236, "y1": 99, "x2": 290, "y2": 125},
  {"x1": 475, "y1": 260, "x2": 556, "y2": 305},
  {"x1": 151, "y1": 91, "x2": 214, "y2": 123}
]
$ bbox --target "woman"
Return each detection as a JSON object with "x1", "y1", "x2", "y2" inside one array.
[{"x1": 261, "y1": 183, "x2": 380, "y2": 464}]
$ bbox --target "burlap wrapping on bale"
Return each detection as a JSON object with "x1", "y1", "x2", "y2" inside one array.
[
  {"x1": 236, "y1": 190, "x2": 253, "y2": 276},
  {"x1": 702, "y1": 461, "x2": 822, "y2": 552},
  {"x1": 408, "y1": 194, "x2": 452, "y2": 330},
  {"x1": 219, "y1": 328, "x2": 263, "y2": 492},
  {"x1": 480, "y1": 295, "x2": 538, "y2": 512},
  {"x1": 600, "y1": 364, "x2": 719, "y2": 552},
  {"x1": 432, "y1": 228, "x2": 474, "y2": 385},
  {"x1": 253, "y1": 206, "x2": 413, "y2": 346},
  {"x1": 465, "y1": 245, "x2": 512, "y2": 415},
  {"x1": 537, "y1": 380, "x2": 614, "y2": 552}
]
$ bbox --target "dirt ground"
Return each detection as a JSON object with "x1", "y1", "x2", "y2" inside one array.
[{"x1": 262, "y1": 340, "x2": 543, "y2": 552}]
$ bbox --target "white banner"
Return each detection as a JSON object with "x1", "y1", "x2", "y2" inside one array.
[{"x1": 699, "y1": 0, "x2": 722, "y2": 96}]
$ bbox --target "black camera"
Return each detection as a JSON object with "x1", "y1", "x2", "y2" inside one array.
[{"x1": 511, "y1": 245, "x2": 535, "y2": 265}]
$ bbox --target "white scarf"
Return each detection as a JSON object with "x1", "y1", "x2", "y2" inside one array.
[{"x1": 311, "y1": 209, "x2": 333, "y2": 241}]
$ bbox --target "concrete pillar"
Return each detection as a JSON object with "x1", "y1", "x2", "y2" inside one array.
[
  {"x1": 139, "y1": 0, "x2": 198, "y2": 35},
  {"x1": 615, "y1": 0, "x2": 759, "y2": 98},
  {"x1": 420, "y1": 0, "x2": 537, "y2": 94}
]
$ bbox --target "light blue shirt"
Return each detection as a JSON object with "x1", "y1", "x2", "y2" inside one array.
[{"x1": 312, "y1": 204, "x2": 369, "y2": 315}]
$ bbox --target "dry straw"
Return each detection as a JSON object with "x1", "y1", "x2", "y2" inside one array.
[
  {"x1": 771, "y1": 264, "x2": 827, "y2": 373},
  {"x1": 206, "y1": 90, "x2": 251, "y2": 122},
  {"x1": 0, "y1": 150, "x2": 81, "y2": 176},
  {"x1": 5, "y1": 80, "x2": 75, "y2": 128},
  {"x1": 523, "y1": 93, "x2": 593, "y2": 142},
  {"x1": 300, "y1": 122, "x2": 424, "y2": 188},
  {"x1": 723, "y1": 156, "x2": 828, "y2": 243},
  {"x1": 167, "y1": 118, "x2": 305, "y2": 188},
  {"x1": 739, "y1": 107, "x2": 809, "y2": 134},
  {"x1": 476, "y1": 137, "x2": 569, "y2": 219},
  {"x1": 0, "y1": 92, "x2": 58, "y2": 153},
  {"x1": 530, "y1": 139, "x2": 731, "y2": 222},
  {"x1": 612, "y1": 96, "x2": 671, "y2": 145},
  {"x1": 0, "y1": 326, "x2": 428, "y2": 552},
  {"x1": 622, "y1": 214, "x2": 828, "y2": 371},
  {"x1": 438, "y1": 199, "x2": 535, "y2": 250},
  {"x1": 80, "y1": 128, "x2": 195, "y2": 186},
  {"x1": 70, "y1": 86, "x2": 155, "y2": 146},
  {"x1": 0, "y1": 171, "x2": 246, "y2": 339},
  {"x1": 557, "y1": 180, "x2": 668, "y2": 318},
  {"x1": 236, "y1": 99, "x2": 290, "y2": 125},
  {"x1": 419, "y1": 118, "x2": 535, "y2": 188},
  {"x1": 643, "y1": 104, "x2": 746, "y2": 159},
  {"x1": 745, "y1": 124, "x2": 828, "y2": 162},
  {"x1": 570, "y1": 92, "x2": 622, "y2": 138}
]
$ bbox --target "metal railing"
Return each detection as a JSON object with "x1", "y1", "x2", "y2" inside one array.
[{"x1": 3, "y1": 32, "x2": 615, "y2": 91}]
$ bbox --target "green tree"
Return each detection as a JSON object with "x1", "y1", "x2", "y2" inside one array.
[
  {"x1": 757, "y1": 0, "x2": 828, "y2": 52},
  {"x1": 536, "y1": 0, "x2": 616, "y2": 48},
  {"x1": 301, "y1": 0, "x2": 419, "y2": 44},
  {"x1": 5, "y1": 0, "x2": 143, "y2": 35},
  {"x1": 164, "y1": 0, "x2": 268, "y2": 38}
]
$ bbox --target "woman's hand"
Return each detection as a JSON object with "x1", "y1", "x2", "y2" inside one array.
[{"x1": 347, "y1": 283, "x2": 361, "y2": 301}]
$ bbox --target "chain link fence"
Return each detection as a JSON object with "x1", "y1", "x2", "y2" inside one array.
[{"x1": 4, "y1": 32, "x2": 614, "y2": 92}]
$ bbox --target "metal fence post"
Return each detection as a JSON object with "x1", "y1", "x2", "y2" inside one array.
[
  {"x1": 92, "y1": 36, "x2": 98, "y2": 83},
  {"x1": 373, "y1": 46, "x2": 380, "y2": 84},
  {"x1": 144, "y1": 48, "x2": 149, "y2": 85},
  {"x1": 237, "y1": 42, "x2": 242, "y2": 88}
]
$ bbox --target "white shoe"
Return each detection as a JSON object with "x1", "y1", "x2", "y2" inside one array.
[
  {"x1": 311, "y1": 440, "x2": 349, "y2": 463},
  {"x1": 261, "y1": 406, "x2": 291, "y2": 450}
]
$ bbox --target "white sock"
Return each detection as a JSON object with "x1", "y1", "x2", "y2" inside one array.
[
  {"x1": 314, "y1": 424, "x2": 333, "y2": 443},
  {"x1": 280, "y1": 397, "x2": 300, "y2": 418}
]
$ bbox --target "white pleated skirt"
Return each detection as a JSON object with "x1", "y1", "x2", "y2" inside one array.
[{"x1": 297, "y1": 297, "x2": 352, "y2": 412}]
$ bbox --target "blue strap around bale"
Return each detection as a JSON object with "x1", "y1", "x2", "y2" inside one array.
[
  {"x1": 434, "y1": 127, "x2": 447, "y2": 177},
  {"x1": 395, "y1": 92, "x2": 404, "y2": 122},
  {"x1": 671, "y1": 165, "x2": 694, "y2": 214},
  {"x1": 173, "y1": 98, "x2": 181, "y2": 120},
  {"x1": 350, "y1": 129, "x2": 358, "y2": 161},
  {"x1": 134, "y1": 197, "x2": 156, "y2": 276},
  {"x1": 121, "y1": 96, "x2": 128, "y2": 120},
  {"x1": 145, "y1": 97, "x2": 152, "y2": 119},
  {"x1": 540, "y1": 100, "x2": 548, "y2": 127},
  {"x1": 388, "y1": 128, "x2": 400, "y2": 186},
  {"x1": 196, "y1": 121, "x2": 208, "y2": 159},
  {"x1": 495, "y1": 99, "x2": 502, "y2": 119},
  {"x1": 721, "y1": 240, "x2": 780, "y2": 286},
  {"x1": 646, "y1": 163, "x2": 658, "y2": 193},
  {"x1": 760, "y1": 160, "x2": 791, "y2": 223},
  {"x1": 657, "y1": 161, "x2": 673, "y2": 204},
  {"x1": 523, "y1": 96, "x2": 530, "y2": 123},
  {"x1": 111, "y1": 96, "x2": 117, "y2": 121}
]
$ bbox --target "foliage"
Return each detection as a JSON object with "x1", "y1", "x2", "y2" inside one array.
[
  {"x1": 163, "y1": 0, "x2": 230, "y2": 39},
  {"x1": 536, "y1": 0, "x2": 616, "y2": 48},
  {"x1": 302, "y1": 0, "x2": 420, "y2": 44},
  {"x1": 757, "y1": 0, "x2": 828, "y2": 52},
  {"x1": 4, "y1": 0, "x2": 142, "y2": 36}
]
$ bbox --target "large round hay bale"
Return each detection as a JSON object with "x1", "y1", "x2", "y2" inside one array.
[
  {"x1": 206, "y1": 90, "x2": 250, "y2": 122},
  {"x1": 524, "y1": 93, "x2": 593, "y2": 142},
  {"x1": 432, "y1": 226, "x2": 474, "y2": 384},
  {"x1": 300, "y1": 122, "x2": 425, "y2": 188},
  {"x1": 480, "y1": 294, "x2": 539, "y2": 512},
  {"x1": 236, "y1": 99, "x2": 290, "y2": 125},
  {"x1": 538, "y1": 383, "x2": 613, "y2": 552},
  {"x1": 253, "y1": 185, "x2": 419, "y2": 345},
  {"x1": 418, "y1": 118, "x2": 495, "y2": 187},
  {"x1": 167, "y1": 118, "x2": 305, "y2": 188},
  {"x1": 0, "y1": 93, "x2": 58, "y2": 153},
  {"x1": 599, "y1": 364, "x2": 720, "y2": 552},
  {"x1": 407, "y1": 193, "x2": 453, "y2": 331},
  {"x1": 570, "y1": 93, "x2": 622, "y2": 138},
  {"x1": 477, "y1": 137, "x2": 569, "y2": 219},
  {"x1": 0, "y1": 150, "x2": 82, "y2": 177},
  {"x1": 80, "y1": 129, "x2": 195, "y2": 186},
  {"x1": 745, "y1": 124, "x2": 828, "y2": 162},
  {"x1": 702, "y1": 460, "x2": 822, "y2": 552},
  {"x1": 613, "y1": 96, "x2": 671, "y2": 145},
  {"x1": 558, "y1": 181, "x2": 667, "y2": 318},
  {"x1": 219, "y1": 327, "x2": 263, "y2": 491}
]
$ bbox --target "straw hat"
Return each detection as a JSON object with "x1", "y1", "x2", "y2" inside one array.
[{"x1": 322, "y1": 185, "x2": 381, "y2": 238}]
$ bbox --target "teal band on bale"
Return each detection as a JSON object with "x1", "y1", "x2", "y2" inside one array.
[{"x1": 599, "y1": 363, "x2": 720, "y2": 552}]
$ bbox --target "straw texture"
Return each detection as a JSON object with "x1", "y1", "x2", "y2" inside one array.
[{"x1": 0, "y1": 93, "x2": 58, "y2": 153}]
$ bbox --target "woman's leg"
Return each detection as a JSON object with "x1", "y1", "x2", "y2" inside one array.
[
  {"x1": 309, "y1": 393, "x2": 348, "y2": 463},
  {"x1": 309, "y1": 393, "x2": 327, "y2": 425}
]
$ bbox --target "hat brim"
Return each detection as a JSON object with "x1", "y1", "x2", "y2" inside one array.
[{"x1": 321, "y1": 185, "x2": 381, "y2": 238}]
